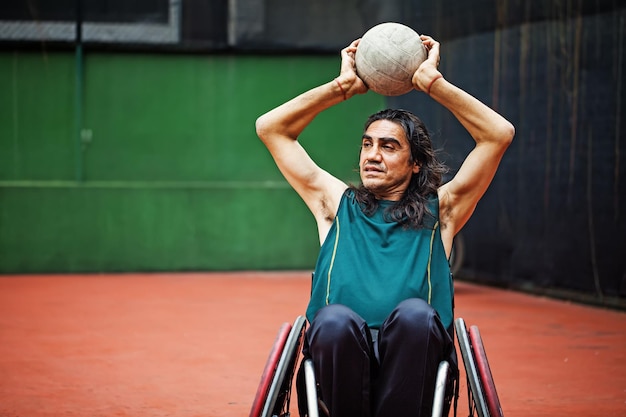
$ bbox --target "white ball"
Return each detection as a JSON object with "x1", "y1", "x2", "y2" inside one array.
[{"x1": 355, "y1": 22, "x2": 427, "y2": 96}]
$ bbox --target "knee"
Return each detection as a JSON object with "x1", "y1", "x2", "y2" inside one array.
[
  {"x1": 379, "y1": 299, "x2": 451, "y2": 358},
  {"x1": 307, "y1": 304, "x2": 368, "y2": 350},
  {"x1": 386, "y1": 298, "x2": 440, "y2": 334}
]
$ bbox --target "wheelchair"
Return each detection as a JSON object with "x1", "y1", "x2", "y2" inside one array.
[{"x1": 249, "y1": 315, "x2": 503, "y2": 417}]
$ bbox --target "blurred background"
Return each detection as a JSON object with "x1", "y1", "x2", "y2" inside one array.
[{"x1": 0, "y1": 0, "x2": 624, "y2": 309}]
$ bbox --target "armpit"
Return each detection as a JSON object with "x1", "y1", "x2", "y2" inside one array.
[
  {"x1": 437, "y1": 187, "x2": 453, "y2": 230},
  {"x1": 319, "y1": 197, "x2": 335, "y2": 223}
]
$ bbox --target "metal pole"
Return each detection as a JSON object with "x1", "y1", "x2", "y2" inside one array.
[{"x1": 74, "y1": 0, "x2": 84, "y2": 181}]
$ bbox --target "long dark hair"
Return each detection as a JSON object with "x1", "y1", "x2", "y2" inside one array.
[{"x1": 349, "y1": 109, "x2": 449, "y2": 229}]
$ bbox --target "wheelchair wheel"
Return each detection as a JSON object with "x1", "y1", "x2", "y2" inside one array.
[
  {"x1": 469, "y1": 325, "x2": 503, "y2": 417},
  {"x1": 455, "y1": 318, "x2": 489, "y2": 417},
  {"x1": 431, "y1": 360, "x2": 450, "y2": 417},
  {"x1": 250, "y1": 316, "x2": 307, "y2": 417},
  {"x1": 249, "y1": 322, "x2": 292, "y2": 417},
  {"x1": 302, "y1": 358, "x2": 320, "y2": 417}
]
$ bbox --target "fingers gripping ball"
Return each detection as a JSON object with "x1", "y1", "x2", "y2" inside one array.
[{"x1": 355, "y1": 22, "x2": 427, "y2": 96}]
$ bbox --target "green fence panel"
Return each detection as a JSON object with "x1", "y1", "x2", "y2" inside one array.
[
  {"x1": 0, "y1": 51, "x2": 384, "y2": 273},
  {"x1": 0, "y1": 53, "x2": 75, "y2": 180}
]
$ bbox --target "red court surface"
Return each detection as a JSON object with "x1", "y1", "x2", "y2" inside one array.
[{"x1": 0, "y1": 272, "x2": 624, "y2": 416}]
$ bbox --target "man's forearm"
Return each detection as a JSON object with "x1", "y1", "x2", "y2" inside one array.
[
  {"x1": 256, "y1": 80, "x2": 346, "y2": 142},
  {"x1": 428, "y1": 78, "x2": 514, "y2": 146}
]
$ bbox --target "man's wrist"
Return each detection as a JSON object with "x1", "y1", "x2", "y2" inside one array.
[
  {"x1": 334, "y1": 78, "x2": 347, "y2": 101},
  {"x1": 426, "y1": 74, "x2": 443, "y2": 95}
]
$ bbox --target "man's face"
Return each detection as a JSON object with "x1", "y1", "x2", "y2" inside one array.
[{"x1": 359, "y1": 119, "x2": 420, "y2": 201}]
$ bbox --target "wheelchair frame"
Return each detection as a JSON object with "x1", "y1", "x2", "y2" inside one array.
[{"x1": 250, "y1": 316, "x2": 502, "y2": 417}]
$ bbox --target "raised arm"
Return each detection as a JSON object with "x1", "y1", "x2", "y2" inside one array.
[
  {"x1": 255, "y1": 40, "x2": 368, "y2": 241},
  {"x1": 413, "y1": 36, "x2": 515, "y2": 246}
]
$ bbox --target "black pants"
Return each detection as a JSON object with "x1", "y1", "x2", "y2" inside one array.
[{"x1": 303, "y1": 298, "x2": 456, "y2": 417}]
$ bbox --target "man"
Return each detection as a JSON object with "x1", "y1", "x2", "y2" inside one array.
[{"x1": 255, "y1": 35, "x2": 514, "y2": 417}]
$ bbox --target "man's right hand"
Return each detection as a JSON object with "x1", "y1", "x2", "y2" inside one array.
[{"x1": 336, "y1": 39, "x2": 369, "y2": 99}]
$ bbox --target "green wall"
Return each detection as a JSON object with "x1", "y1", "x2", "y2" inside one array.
[{"x1": 0, "y1": 51, "x2": 384, "y2": 273}]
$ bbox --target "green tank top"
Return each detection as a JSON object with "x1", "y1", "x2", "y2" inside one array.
[{"x1": 306, "y1": 189, "x2": 454, "y2": 329}]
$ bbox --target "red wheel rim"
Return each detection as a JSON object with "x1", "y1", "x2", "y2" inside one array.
[
  {"x1": 469, "y1": 325, "x2": 504, "y2": 417},
  {"x1": 249, "y1": 323, "x2": 292, "y2": 417}
]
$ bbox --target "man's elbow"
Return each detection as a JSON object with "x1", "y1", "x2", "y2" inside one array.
[
  {"x1": 499, "y1": 121, "x2": 515, "y2": 149},
  {"x1": 255, "y1": 114, "x2": 272, "y2": 143}
]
